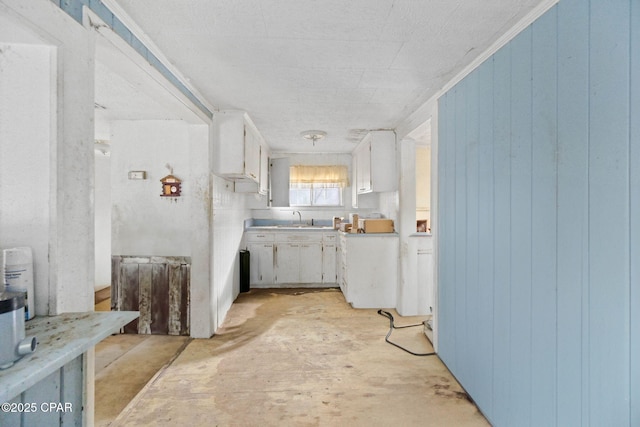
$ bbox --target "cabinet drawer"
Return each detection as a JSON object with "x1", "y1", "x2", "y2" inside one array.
[
  {"x1": 245, "y1": 232, "x2": 275, "y2": 242},
  {"x1": 276, "y1": 233, "x2": 323, "y2": 243},
  {"x1": 323, "y1": 232, "x2": 338, "y2": 242}
]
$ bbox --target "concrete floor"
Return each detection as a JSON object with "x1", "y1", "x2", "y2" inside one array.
[{"x1": 97, "y1": 288, "x2": 489, "y2": 426}]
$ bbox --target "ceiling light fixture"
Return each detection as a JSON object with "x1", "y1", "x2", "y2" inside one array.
[{"x1": 300, "y1": 130, "x2": 326, "y2": 146}]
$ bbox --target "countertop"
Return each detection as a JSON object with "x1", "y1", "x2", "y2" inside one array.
[
  {"x1": 339, "y1": 231, "x2": 398, "y2": 237},
  {"x1": 246, "y1": 226, "x2": 335, "y2": 232},
  {"x1": 0, "y1": 311, "x2": 139, "y2": 402},
  {"x1": 245, "y1": 226, "x2": 397, "y2": 236}
]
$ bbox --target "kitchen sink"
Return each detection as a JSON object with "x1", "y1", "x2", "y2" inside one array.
[
  {"x1": 276, "y1": 224, "x2": 333, "y2": 229},
  {"x1": 250, "y1": 224, "x2": 333, "y2": 230}
]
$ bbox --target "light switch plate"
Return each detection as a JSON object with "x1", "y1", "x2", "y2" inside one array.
[{"x1": 128, "y1": 171, "x2": 146, "y2": 180}]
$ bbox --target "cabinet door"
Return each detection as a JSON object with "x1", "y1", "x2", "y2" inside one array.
[
  {"x1": 369, "y1": 130, "x2": 396, "y2": 192},
  {"x1": 417, "y1": 248, "x2": 434, "y2": 313},
  {"x1": 357, "y1": 140, "x2": 372, "y2": 194},
  {"x1": 275, "y1": 243, "x2": 300, "y2": 284},
  {"x1": 299, "y1": 243, "x2": 323, "y2": 283},
  {"x1": 248, "y1": 243, "x2": 274, "y2": 286},
  {"x1": 213, "y1": 111, "x2": 245, "y2": 177},
  {"x1": 270, "y1": 157, "x2": 290, "y2": 207},
  {"x1": 244, "y1": 126, "x2": 260, "y2": 182},
  {"x1": 337, "y1": 244, "x2": 344, "y2": 291},
  {"x1": 355, "y1": 145, "x2": 364, "y2": 193},
  {"x1": 351, "y1": 150, "x2": 358, "y2": 208},
  {"x1": 259, "y1": 144, "x2": 269, "y2": 195},
  {"x1": 322, "y1": 243, "x2": 337, "y2": 283}
]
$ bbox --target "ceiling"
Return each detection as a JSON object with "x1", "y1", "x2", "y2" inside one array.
[
  {"x1": 94, "y1": 30, "x2": 205, "y2": 141},
  {"x1": 99, "y1": 0, "x2": 544, "y2": 153}
]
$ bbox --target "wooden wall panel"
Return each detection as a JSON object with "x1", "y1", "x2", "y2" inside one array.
[
  {"x1": 436, "y1": 1, "x2": 637, "y2": 425},
  {"x1": 508, "y1": 27, "x2": 533, "y2": 424},
  {"x1": 437, "y1": 91, "x2": 456, "y2": 365},
  {"x1": 490, "y1": 45, "x2": 511, "y2": 427},
  {"x1": 180, "y1": 264, "x2": 191, "y2": 336},
  {"x1": 474, "y1": 58, "x2": 495, "y2": 413},
  {"x1": 60, "y1": 355, "x2": 84, "y2": 426},
  {"x1": 588, "y1": 1, "x2": 631, "y2": 425},
  {"x1": 168, "y1": 263, "x2": 182, "y2": 335},
  {"x1": 453, "y1": 80, "x2": 468, "y2": 381},
  {"x1": 631, "y1": 1, "x2": 640, "y2": 423},
  {"x1": 0, "y1": 355, "x2": 85, "y2": 427},
  {"x1": 555, "y1": 0, "x2": 589, "y2": 423},
  {"x1": 151, "y1": 262, "x2": 169, "y2": 335},
  {"x1": 138, "y1": 263, "x2": 153, "y2": 334},
  {"x1": 22, "y1": 370, "x2": 60, "y2": 426},
  {"x1": 110, "y1": 256, "x2": 120, "y2": 311},
  {"x1": 121, "y1": 263, "x2": 140, "y2": 334},
  {"x1": 463, "y1": 68, "x2": 480, "y2": 397},
  {"x1": 112, "y1": 256, "x2": 190, "y2": 336},
  {"x1": 1, "y1": 396, "x2": 20, "y2": 426},
  {"x1": 530, "y1": 8, "x2": 558, "y2": 426}
]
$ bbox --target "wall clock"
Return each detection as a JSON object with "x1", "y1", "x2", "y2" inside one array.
[{"x1": 160, "y1": 174, "x2": 182, "y2": 197}]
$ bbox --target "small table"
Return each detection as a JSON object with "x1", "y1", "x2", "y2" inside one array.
[{"x1": 0, "y1": 311, "x2": 138, "y2": 426}]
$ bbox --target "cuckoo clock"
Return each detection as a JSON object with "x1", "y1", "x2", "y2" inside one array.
[{"x1": 160, "y1": 174, "x2": 182, "y2": 197}]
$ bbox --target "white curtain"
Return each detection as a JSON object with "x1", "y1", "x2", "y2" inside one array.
[{"x1": 289, "y1": 165, "x2": 349, "y2": 188}]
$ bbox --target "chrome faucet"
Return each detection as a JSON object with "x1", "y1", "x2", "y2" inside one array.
[{"x1": 293, "y1": 211, "x2": 302, "y2": 224}]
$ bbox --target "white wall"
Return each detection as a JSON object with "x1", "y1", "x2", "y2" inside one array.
[
  {"x1": 111, "y1": 120, "x2": 191, "y2": 256},
  {"x1": 188, "y1": 124, "x2": 214, "y2": 337},
  {"x1": 110, "y1": 120, "x2": 214, "y2": 337},
  {"x1": 211, "y1": 175, "x2": 250, "y2": 331},
  {"x1": 0, "y1": 43, "x2": 53, "y2": 314},
  {"x1": 0, "y1": 0, "x2": 95, "y2": 314},
  {"x1": 94, "y1": 152, "x2": 111, "y2": 289}
]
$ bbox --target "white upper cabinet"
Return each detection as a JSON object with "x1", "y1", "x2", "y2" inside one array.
[
  {"x1": 213, "y1": 110, "x2": 268, "y2": 191},
  {"x1": 351, "y1": 150, "x2": 358, "y2": 208},
  {"x1": 269, "y1": 157, "x2": 290, "y2": 207},
  {"x1": 259, "y1": 143, "x2": 270, "y2": 195},
  {"x1": 244, "y1": 125, "x2": 261, "y2": 182},
  {"x1": 352, "y1": 130, "x2": 397, "y2": 195}
]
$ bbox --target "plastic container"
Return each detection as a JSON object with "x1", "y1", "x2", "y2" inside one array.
[
  {"x1": 0, "y1": 290, "x2": 37, "y2": 369},
  {"x1": 3, "y1": 247, "x2": 34, "y2": 320}
]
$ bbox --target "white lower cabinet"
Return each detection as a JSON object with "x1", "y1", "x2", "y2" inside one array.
[
  {"x1": 244, "y1": 230, "x2": 337, "y2": 287},
  {"x1": 247, "y1": 242, "x2": 274, "y2": 286},
  {"x1": 274, "y1": 243, "x2": 299, "y2": 284},
  {"x1": 322, "y1": 243, "x2": 337, "y2": 284},
  {"x1": 298, "y1": 243, "x2": 323, "y2": 283},
  {"x1": 245, "y1": 232, "x2": 275, "y2": 287},
  {"x1": 244, "y1": 229, "x2": 397, "y2": 306},
  {"x1": 339, "y1": 233, "x2": 398, "y2": 308}
]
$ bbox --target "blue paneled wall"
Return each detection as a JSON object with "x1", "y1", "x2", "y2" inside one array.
[{"x1": 437, "y1": 0, "x2": 639, "y2": 425}]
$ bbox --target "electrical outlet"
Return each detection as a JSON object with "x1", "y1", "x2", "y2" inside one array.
[{"x1": 128, "y1": 171, "x2": 146, "y2": 180}]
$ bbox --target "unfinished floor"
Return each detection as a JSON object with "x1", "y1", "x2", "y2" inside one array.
[{"x1": 98, "y1": 288, "x2": 489, "y2": 426}]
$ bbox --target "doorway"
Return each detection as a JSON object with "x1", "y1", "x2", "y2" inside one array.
[{"x1": 403, "y1": 116, "x2": 437, "y2": 348}]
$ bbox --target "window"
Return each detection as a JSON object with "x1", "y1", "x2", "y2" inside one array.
[
  {"x1": 289, "y1": 165, "x2": 348, "y2": 207},
  {"x1": 290, "y1": 184, "x2": 343, "y2": 206}
]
